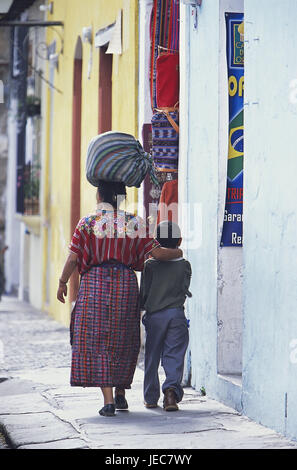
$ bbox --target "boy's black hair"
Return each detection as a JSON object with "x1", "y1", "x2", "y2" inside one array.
[{"x1": 156, "y1": 221, "x2": 181, "y2": 249}]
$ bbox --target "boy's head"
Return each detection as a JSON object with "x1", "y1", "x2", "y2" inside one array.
[{"x1": 156, "y1": 221, "x2": 182, "y2": 249}]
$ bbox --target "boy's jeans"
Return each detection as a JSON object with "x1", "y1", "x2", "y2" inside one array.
[{"x1": 142, "y1": 307, "x2": 189, "y2": 405}]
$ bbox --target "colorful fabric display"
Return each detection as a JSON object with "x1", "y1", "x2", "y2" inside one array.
[
  {"x1": 151, "y1": 110, "x2": 179, "y2": 172},
  {"x1": 150, "y1": 0, "x2": 180, "y2": 110},
  {"x1": 86, "y1": 131, "x2": 159, "y2": 188},
  {"x1": 157, "y1": 179, "x2": 178, "y2": 224},
  {"x1": 156, "y1": 52, "x2": 179, "y2": 108}
]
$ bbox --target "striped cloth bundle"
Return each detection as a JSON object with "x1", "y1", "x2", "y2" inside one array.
[{"x1": 85, "y1": 131, "x2": 159, "y2": 188}]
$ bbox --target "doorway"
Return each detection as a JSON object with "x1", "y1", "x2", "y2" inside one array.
[
  {"x1": 69, "y1": 37, "x2": 82, "y2": 303},
  {"x1": 98, "y1": 46, "x2": 112, "y2": 133}
]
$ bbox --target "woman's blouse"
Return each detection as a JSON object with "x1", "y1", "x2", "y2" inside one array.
[{"x1": 69, "y1": 206, "x2": 160, "y2": 275}]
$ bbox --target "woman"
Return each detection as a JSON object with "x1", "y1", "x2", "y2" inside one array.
[{"x1": 57, "y1": 180, "x2": 182, "y2": 417}]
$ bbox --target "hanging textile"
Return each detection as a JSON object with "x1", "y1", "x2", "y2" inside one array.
[
  {"x1": 150, "y1": 0, "x2": 180, "y2": 110},
  {"x1": 156, "y1": 51, "x2": 179, "y2": 108},
  {"x1": 157, "y1": 179, "x2": 178, "y2": 224},
  {"x1": 151, "y1": 109, "x2": 179, "y2": 172}
]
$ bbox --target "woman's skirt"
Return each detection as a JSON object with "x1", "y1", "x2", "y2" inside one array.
[{"x1": 70, "y1": 263, "x2": 140, "y2": 388}]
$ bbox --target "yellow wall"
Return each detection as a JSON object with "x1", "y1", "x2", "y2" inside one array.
[{"x1": 43, "y1": 0, "x2": 138, "y2": 324}]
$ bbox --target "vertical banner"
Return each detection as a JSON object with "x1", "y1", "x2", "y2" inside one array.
[{"x1": 221, "y1": 12, "x2": 244, "y2": 247}]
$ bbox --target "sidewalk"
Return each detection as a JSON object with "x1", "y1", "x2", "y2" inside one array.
[{"x1": 0, "y1": 295, "x2": 296, "y2": 450}]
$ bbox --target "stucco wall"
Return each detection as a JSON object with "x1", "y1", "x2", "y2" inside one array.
[
  {"x1": 243, "y1": 0, "x2": 297, "y2": 440},
  {"x1": 180, "y1": 0, "x2": 220, "y2": 393},
  {"x1": 180, "y1": 0, "x2": 244, "y2": 409},
  {"x1": 217, "y1": 0, "x2": 243, "y2": 376},
  {"x1": 182, "y1": 0, "x2": 297, "y2": 441}
]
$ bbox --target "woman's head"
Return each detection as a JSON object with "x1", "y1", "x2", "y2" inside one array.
[{"x1": 96, "y1": 180, "x2": 127, "y2": 209}]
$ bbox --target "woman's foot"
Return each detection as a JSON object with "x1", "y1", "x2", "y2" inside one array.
[
  {"x1": 114, "y1": 388, "x2": 128, "y2": 410},
  {"x1": 115, "y1": 394, "x2": 128, "y2": 410},
  {"x1": 99, "y1": 404, "x2": 116, "y2": 416}
]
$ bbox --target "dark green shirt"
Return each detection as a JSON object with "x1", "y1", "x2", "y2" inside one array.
[{"x1": 140, "y1": 257, "x2": 192, "y2": 314}]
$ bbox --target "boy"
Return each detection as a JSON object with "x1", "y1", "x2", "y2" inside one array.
[{"x1": 140, "y1": 221, "x2": 192, "y2": 411}]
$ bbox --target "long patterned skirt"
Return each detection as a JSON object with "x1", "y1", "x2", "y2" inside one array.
[{"x1": 70, "y1": 263, "x2": 140, "y2": 388}]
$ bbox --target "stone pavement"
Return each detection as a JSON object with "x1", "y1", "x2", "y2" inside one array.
[{"x1": 0, "y1": 295, "x2": 297, "y2": 450}]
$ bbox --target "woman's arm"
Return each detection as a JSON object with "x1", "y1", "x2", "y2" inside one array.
[
  {"x1": 57, "y1": 252, "x2": 78, "y2": 303},
  {"x1": 150, "y1": 246, "x2": 182, "y2": 261}
]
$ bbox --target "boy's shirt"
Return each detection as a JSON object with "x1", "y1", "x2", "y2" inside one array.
[{"x1": 140, "y1": 257, "x2": 192, "y2": 314}]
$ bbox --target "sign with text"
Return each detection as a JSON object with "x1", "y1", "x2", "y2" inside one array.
[{"x1": 221, "y1": 12, "x2": 244, "y2": 247}]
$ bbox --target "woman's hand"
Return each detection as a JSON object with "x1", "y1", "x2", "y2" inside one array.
[
  {"x1": 56, "y1": 252, "x2": 78, "y2": 303},
  {"x1": 57, "y1": 282, "x2": 67, "y2": 303}
]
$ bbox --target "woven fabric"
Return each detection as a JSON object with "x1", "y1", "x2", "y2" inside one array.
[
  {"x1": 156, "y1": 52, "x2": 179, "y2": 108},
  {"x1": 151, "y1": 111, "x2": 179, "y2": 171},
  {"x1": 150, "y1": 0, "x2": 180, "y2": 109},
  {"x1": 157, "y1": 179, "x2": 178, "y2": 224},
  {"x1": 85, "y1": 131, "x2": 158, "y2": 188},
  {"x1": 70, "y1": 263, "x2": 140, "y2": 388},
  {"x1": 69, "y1": 207, "x2": 160, "y2": 274}
]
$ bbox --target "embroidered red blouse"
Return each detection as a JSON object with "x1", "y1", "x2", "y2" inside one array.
[{"x1": 69, "y1": 207, "x2": 160, "y2": 275}]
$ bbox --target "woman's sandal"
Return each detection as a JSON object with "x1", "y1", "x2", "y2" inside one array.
[{"x1": 99, "y1": 404, "x2": 116, "y2": 416}]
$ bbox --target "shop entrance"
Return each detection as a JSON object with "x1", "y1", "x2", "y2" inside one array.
[{"x1": 69, "y1": 37, "x2": 82, "y2": 303}]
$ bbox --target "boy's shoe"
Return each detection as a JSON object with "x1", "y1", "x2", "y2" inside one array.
[
  {"x1": 115, "y1": 394, "x2": 128, "y2": 410},
  {"x1": 144, "y1": 402, "x2": 158, "y2": 409},
  {"x1": 99, "y1": 404, "x2": 116, "y2": 416},
  {"x1": 163, "y1": 388, "x2": 179, "y2": 411}
]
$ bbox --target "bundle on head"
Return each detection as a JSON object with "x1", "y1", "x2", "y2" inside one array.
[{"x1": 86, "y1": 131, "x2": 159, "y2": 189}]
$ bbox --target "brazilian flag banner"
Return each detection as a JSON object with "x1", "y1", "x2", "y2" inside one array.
[{"x1": 221, "y1": 12, "x2": 244, "y2": 247}]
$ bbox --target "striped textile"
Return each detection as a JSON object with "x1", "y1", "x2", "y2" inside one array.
[
  {"x1": 150, "y1": 0, "x2": 180, "y2": 109},
  {"x1": 151, "y1": 110, "x2": 179, "y2": 171},
  {"x1": 70, "y1": 263, "x2": 140, "y2": 388},
  {"x1": 69, "y1": 208, "x2": 160, "y2": 274},
  {"x1": 86, "y1": 131, "x2": 159, "y2": 188}
]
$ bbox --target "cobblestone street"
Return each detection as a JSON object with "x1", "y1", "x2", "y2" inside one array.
[{"x1": 0, "y1": 295, "x2": 297, "y2": 451}]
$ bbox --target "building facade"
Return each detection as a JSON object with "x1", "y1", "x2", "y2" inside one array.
[
  {"x1": 0, "y1": 27, "x2": 10, "y2": 298},
  {"x1": 3, "y1": 0, "x2": 45, "y2": 307},
  {"x1": 2, "y1": 0, "x2": 139, "y2": 325},
  {"x1": 180, "y1": 0, "x2": 297, "y2": 441},
  {"x1": 2, "y1": 0, "x2": 297, "y2": 443}
]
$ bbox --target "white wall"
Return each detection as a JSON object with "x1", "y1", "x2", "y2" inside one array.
[
  {"x1": 243, "y1": 0, "x2": 297, "y2": 440},
  {"x1": 5, "y1": 98, "x2": 20, "y2": 294},
  {"x1": 28, "y1": 233, "x2": 42, "y2": 308},
  {"x1": 180, "y1": 0, "x2": 220, "y2": 393},
  {"x1": 217, "y1": 0, "x2": 243, "y2": 375},
  {"x1": 181, "y1": 0, "x2": 297, "y2": 441},
  {"x1": 180, "y1": 0, "x2": 244, "y2": 408}
]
